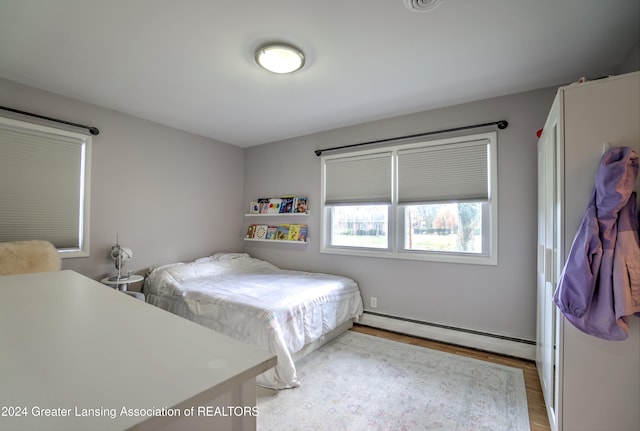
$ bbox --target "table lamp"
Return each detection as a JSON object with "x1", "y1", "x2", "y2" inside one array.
[{"x1": 108, "y1": 241, "x2": 133, "y2": 281}]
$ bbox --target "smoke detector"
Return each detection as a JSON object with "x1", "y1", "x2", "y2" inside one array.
[{"x1": 405, "y1": 0, "x2": 443, "y2": 11}]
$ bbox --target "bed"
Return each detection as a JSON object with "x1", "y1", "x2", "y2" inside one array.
[{"x1": 143, "y1": 253, "x2": 363, "y2": 389}]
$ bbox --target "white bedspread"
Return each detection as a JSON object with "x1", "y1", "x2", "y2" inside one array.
[{"x1": 144, "y1": 253, "x2": 363, "y2": 389}]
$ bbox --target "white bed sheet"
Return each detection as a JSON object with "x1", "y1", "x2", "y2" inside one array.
[{"x1": 144, "y1": 254, "x2": 363, "y2": 389}]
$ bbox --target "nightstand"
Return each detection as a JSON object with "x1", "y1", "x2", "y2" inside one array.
[{"x1": 100, "y1": 274, "x2": 144, "y2": 292}]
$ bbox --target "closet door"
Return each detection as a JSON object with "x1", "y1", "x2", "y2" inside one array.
[
  {"x1": 536, "y1": 96, "x2": 560, "y2": 431},
  {"x1": 559, "y1": 72, "x2": 639, "y2": 431}
]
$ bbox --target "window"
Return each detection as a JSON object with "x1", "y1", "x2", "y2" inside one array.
[
  {"x1": 330, "y1": 205, "x2": 389, "y2": 248},
  {"x1": 321, "y1": 132, "x2": 497, "y2": 265},
  {"x1": 0, "y1": 117, "x2": 92, "y2": 258},
  {"x1": 404, "y1": 202, "x2": 485, "y2": 253}
]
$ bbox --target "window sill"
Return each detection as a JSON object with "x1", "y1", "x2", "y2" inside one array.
[
  {"x1": 58, "y1": 248, "x2": 90, "y2": 259},
  {"x1": 320, "y1": 246, "x2": 497, "y2": 266}
]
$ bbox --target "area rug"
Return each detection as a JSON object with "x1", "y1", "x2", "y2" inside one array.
[{"x1": 257, "y1": 331, "x2": 530, "y2": 431}]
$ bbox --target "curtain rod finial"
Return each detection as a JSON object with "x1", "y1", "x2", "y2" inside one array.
[
  {"x1": 497, "y1": 120, "x2": 508, "y2": 129},
  {"x1": 314, "y1": 149, "x2": 322, "y2": 156}
]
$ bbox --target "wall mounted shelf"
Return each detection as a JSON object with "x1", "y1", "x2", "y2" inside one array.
[
  {"x1": 244, "y1": 212, "x2": 309, "y2": 217},
  {"x1": 244, "y1": 196, "x2": 309, "y2": 243},
  {"x1": 244, "y1": 238, "x2": 308, "y2": 244}
]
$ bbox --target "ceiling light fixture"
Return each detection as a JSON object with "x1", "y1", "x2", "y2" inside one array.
[
  {"x1": 255, "y1": 43, "x2": 305, "y2": 74},
  {"x1": 405, "y1": 0, "x2": 443, "y2": 11}
]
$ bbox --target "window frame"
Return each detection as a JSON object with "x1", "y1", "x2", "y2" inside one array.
[
  {"x1": 320, "y1": 131, "x2": 498, "y2": 265},
  {"x1": 0, "y1": 116, "x2": 92, "y2": 258}
]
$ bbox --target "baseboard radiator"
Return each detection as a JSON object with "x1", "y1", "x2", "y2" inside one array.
[{"x1": 358, "y1": 311, "x2": 536, "y2": 361}]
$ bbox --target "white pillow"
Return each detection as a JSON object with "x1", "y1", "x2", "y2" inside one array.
[
  {"x1": 211, "y1": 252, "x2": 250, "y2": 261},
  {"x1": 194, "y1": 256, "x2": 215, "y2": 264},
  {"x1": 193, "y1": 261, "x2": 229, "y2": 277},
  {"x1": 165, "y1": 264, "x2": 198, "y2": 282}
]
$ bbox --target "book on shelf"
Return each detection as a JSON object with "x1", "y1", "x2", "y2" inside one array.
[
  {"x1": 295, "y1": 197, "x2": 308, "y2": 213},
  {"x1": 249, "y1": 201, "x2": 261, "y2": 214},
  {"x1": 246, "y1": 223, "x2": 307, "y2": 242},
  {"x1": 258, "y1": 198, "x2": 270, "y2": 214},
  {"x1": 275, "y1": 224, "x2": 290, "y2": 240},
  {"x1": 265, "y1": 226, "x2": 278, "y2": 240},
  {"x1": 254, "y1": 225, "x2": 268, "y2": 240},
  {"x1": 245, "y1": 224, "x2": 257, "y2": 238},
  {"x1": 267, "y1": 198, "x2": 282, "y2": 214},
  {"x1": 287, "y1": 224, "x2": 301, "y2": 241},
  {"x1": 250, "y1": 196, "x2": 308, "y2": 214},
  {"x1": 280, "y1": 196, "x2": 295, "y2": 213},
  {"x1": 297, "y1": 224, "x2": 308, "y2": 242}
]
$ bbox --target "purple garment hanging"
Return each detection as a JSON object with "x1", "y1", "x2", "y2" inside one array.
[{"x1": 553, "y1": 146, "x2": 640, "y2": 340}]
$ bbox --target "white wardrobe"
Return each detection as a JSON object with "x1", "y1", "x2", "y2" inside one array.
[{"x1": 537, "y1": 72, "x2": 640, "y2": 431}]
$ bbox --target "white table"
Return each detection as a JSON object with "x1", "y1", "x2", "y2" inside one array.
[{"x1": 0, "y1": 270, "x2": 276, "y2": 431}]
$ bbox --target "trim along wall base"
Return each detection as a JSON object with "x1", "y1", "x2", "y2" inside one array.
[{"x1": 358, "y1": 312, "x2": 536, "y2": 361}]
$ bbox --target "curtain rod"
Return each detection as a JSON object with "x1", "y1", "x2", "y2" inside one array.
[
  {"x1": 0, "y1": 106, "x2": 100, "y2": 136},
  {"x1": 314, "y1": 120, "x2": 508, "y2": 156}
]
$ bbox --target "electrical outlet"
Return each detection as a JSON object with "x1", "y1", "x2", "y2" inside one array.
[{"x1": 370, "y1": 297, "x2": 377, "y2": 309}]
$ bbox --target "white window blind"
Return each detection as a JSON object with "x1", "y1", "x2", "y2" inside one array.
[
  {"x1": 0, "y1": 117, "x2": 91, "y2": 256},
  {"x1": 397, "y1": 139, "x2": 489, "y2": 204},
  {"x1": 324, "y1": 152, "x2": 392, "y2": 205}
]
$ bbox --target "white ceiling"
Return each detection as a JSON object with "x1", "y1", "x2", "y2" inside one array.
[{"x1": 0, "y1": 1, "x2": 638, "y2": 148}]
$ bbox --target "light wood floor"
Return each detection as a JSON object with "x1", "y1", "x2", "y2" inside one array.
[{"x1": 351, "y1": 324, "x2": 551, "y2": 431}]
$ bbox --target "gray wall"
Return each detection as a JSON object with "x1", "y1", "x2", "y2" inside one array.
[
  {"x1": 617, "y1": 40, "x2": 640, "y2": 74},
  {"x1": 243, "y1": 87, "x2": 557, "y2": 342},
  {"x1": 0, "y1": 78, "x2": 245, "y2": 284},
  {"x1": 1, "y1": 76, "x2": 560, "y2": 342}
]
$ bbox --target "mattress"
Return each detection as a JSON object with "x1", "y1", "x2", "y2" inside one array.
[{"x1": 144, "y1": 253, "x2": 363, "y2": 389}]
